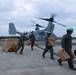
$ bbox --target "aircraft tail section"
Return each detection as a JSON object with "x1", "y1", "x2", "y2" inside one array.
[{"x1": 9, "y1": 23, "x2": 16, "y2": 35}]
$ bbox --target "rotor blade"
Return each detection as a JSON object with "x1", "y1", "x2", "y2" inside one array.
[
  {"x1": 41, "y1": 26, "x2": 46, "y2": 28},
  {"x1": 36, "y1": 24, "x2": 46, "y2": 28},
  {"x1": 53, "y1": 21, "x2": 67, "y2": 27},
  {"x1": 38, "y1": 25, "x2": 46, "y2": 28},
  {"x1": 36, "y1": 17, "x2": 50, "y2": 21},
  {"x1": 31, "y1": 20, "x2": 36, "y2": 24},
  {"x1": 31, "y1": 24, "x2": 45, "y2": 28}
]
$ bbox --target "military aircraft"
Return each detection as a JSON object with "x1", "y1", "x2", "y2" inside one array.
[
  {"x1": 9, "y1": 14, "x2": 67, "y2": 41},
  {"x1": 9, "y1": 22, "x2": 46, "y2": 40}
]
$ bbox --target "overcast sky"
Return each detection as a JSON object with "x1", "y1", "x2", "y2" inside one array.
[{"x1": 0, "y1": 0, "x2": 76, "y2": 37}]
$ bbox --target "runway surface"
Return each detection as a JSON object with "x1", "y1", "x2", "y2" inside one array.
[{"x1": 0, "y1": 40, "x2": 76, "y2": 75}]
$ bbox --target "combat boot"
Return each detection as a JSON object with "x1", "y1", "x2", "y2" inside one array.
[
  {"x1": 57, "y1": 59, "x2": 62, "y2": 66},
  {"x1": 70, "y1": 67, "x2": 76, "y2": 70}
]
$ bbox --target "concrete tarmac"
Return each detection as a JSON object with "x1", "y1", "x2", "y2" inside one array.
[{"x1": 0, "y1": 44, "x2": 76, "y2": 75}]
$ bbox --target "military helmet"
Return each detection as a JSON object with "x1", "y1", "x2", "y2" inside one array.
[
  {"x1": 67, "y1": 28, "x2": 74, "y2": 32},
  {"x1": 46, "y1": 31, "x2": 51, "y2": 34}
]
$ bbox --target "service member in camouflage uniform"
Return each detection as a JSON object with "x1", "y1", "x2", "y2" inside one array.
[
  {"x1": 57, "y1": 28, "x2": 76, "y2": 70},
  {"x1": 29, "y1": 31, "x2": 35, "y2": 50},
  {"x1": 15, "y1": 32, "x2": 26, "y2": 54},
  {"x1": 42, "y1": 31, "x2": 55, "y2": 60}
]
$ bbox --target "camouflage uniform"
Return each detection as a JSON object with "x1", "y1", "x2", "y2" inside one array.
[
  {"x1": 15, "y1": 33, "x2": 25, "y2": 54},
  {"x1": 42, "y1": 35, "x2": 55, "y2": 59},
  {"x1": 58, "y1": 34, "x2": 74, "y2": 68},
  {"x1": 29, "y1": 32, "x2": 35, "y2": 50}
]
